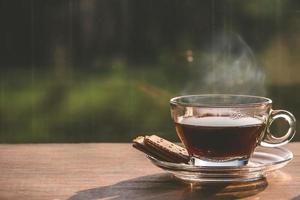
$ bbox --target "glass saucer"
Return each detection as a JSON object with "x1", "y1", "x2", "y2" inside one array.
[{"x1": 147, "y1": 146, "x2": 293, "y2": 183}]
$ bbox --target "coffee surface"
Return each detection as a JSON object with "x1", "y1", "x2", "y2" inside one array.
[{"x1": 175, "y1": 116, "x2": 266, "y2": 160}]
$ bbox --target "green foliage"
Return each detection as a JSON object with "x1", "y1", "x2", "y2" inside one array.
[{"x1": 0, "y1": 66, "x2": 180, "y2": 143}]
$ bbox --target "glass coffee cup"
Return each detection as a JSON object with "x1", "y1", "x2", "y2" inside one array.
[{"x1": 170, "y1": 94, "x2": 296, "y2": 167}]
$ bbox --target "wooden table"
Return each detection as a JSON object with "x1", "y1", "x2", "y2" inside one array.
[{"x1": 0, "y1": 143, "x2": 299, "y2": 200}]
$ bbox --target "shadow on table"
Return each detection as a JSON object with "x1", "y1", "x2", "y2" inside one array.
[
  {"x1": 291, "y1": 195, "x2": 300, "y2": 200},
  {"x1": 68, "y1": 173, "x2": 268, "y2": 200}
]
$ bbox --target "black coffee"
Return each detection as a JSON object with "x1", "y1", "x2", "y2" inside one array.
[{"x1": 175, "y1": 116, "x2": 266, "y2": 160}]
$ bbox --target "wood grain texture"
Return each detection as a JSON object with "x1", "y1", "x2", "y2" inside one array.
[{"x1": 0, "y1": 143, "x2": 299, "y2": 200}]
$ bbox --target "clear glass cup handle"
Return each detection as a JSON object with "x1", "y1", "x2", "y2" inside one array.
[{"x1": 261, "y1": 110, "x2": 296, "y2": 147}]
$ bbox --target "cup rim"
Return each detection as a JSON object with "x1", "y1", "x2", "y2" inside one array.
[{"x1": 170, "y1": 94, "x2": 272, "y2": 108}]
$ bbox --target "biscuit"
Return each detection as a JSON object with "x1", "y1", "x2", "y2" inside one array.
[
  {"x1": 132, "y1": 136, "x2": 176, "y2": 162},
  {"x1": 132, "y1": 135, "x2": 189, "y2": 163},
  {"x1": 144, "y1": 135, "x2": 189, "y2": 163}
]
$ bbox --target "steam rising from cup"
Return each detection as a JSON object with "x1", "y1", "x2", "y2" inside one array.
[{"x1": 182, "y1": 33, "x2": 266, "y2": 96}]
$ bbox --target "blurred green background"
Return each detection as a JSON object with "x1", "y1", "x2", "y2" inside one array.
[{"x1": 0, "y1": 0, "x2": 299, "y2": 143}]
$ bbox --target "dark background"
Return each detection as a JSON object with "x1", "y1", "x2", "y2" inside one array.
[{"x1": 0, "y1": 0, "x2": 299, "y2": 143}]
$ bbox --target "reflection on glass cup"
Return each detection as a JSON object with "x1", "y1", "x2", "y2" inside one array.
[{"x1": 170, "y1": 94, "x2": 296, "y2": 167}]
